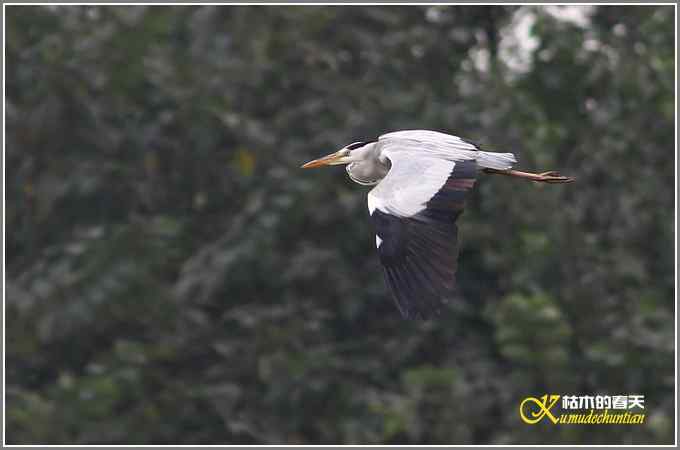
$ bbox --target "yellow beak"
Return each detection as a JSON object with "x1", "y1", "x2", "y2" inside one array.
[{"x1": 300, "y1": 151, "x2": 347, "y2": 169}]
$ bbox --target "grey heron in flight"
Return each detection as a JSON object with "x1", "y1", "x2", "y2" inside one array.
[{"x1": 301, "y1": 130, "x2": 573, "y2": 319}]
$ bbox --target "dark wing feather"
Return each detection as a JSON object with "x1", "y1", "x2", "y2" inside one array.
[{"x1": 369, "y1": 160, "x2": 477, "y2": 319}]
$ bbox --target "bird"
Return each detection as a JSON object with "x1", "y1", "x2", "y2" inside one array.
[{"x1": 301, "y1": 130, "x2": 573, "y2": 319}]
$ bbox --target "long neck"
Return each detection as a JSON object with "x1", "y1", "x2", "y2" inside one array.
[{"x1": 346, "y1": 144, "x2": 389, "y2": 185}]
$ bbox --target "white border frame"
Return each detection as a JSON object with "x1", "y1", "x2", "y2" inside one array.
[{"x1": 2, "y1": 2, "x2": 677, "y2": 448}]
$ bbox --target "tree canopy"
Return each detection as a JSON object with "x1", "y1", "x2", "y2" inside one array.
[{"x1": 6, "y1": 5, "x2": 675, "y2": 445}]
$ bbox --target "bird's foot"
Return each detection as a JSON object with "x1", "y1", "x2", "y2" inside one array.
[{"x1": 534, "y1": 171, "x2": 575, "y2": 184}]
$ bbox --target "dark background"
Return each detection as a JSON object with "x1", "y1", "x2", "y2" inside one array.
[{"x1": 5, "y1": 5, "x2": 675, "y2": 445}]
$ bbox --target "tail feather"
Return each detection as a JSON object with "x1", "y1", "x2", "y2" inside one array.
[{"x1": 477, "y1": 151, "x2": 517, "y2": 170}]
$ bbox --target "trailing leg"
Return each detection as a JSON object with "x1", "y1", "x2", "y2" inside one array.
[{"x1": 482, "y1": 168, "x2": 574, "y2": 184}]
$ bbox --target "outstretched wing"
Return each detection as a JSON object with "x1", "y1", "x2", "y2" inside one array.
[
  {"x1": 379, "y1": 129, "x2": 480, "y2": 162},
  {"x1": 368, "y1": 146, "x2": 477, "y2": 319},
  {"x1": 379, "y1": 129, "x2": 516, "y2": 171}
]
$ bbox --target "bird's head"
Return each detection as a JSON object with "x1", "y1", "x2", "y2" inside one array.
[{"x1": 301, "y1": 141, "x2": 376, "y2": 169}]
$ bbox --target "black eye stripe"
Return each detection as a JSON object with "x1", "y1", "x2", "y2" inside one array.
[
  {"x1": 346, "y1": 141, "x2": 367, "y2": 150},
  {"x1": 347, "y1": 139, "x2": 379, "y2": 150}
]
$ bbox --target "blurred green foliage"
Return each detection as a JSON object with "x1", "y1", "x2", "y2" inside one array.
[{"x1": 6, "y1": 5, "x2": 675, "y2": 444}]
